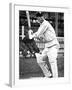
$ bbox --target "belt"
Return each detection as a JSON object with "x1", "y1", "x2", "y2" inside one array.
[{"x1": 47, "y1": 44, "x2": 57, "y2": 48}]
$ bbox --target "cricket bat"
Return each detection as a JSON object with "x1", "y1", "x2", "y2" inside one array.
[
  {"x1": 26, "y1": 11, "x2": 33, "y2": 39},
  {"x1": 26, "y1": 11, "x2": 31, "y2": 29}
]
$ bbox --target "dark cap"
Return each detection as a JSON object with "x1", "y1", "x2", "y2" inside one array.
[{"x1": 36, "y1": 12, "x2": 43, "y2": 17}]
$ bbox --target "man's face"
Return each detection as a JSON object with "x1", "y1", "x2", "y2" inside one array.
[{"x1": 37, "y1": 17, "x2": 43, "y2": 24}]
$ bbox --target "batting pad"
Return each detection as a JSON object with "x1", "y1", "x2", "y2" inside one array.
[{"x1": 35, "y1": 53, "x2": 46, "y2": 63}]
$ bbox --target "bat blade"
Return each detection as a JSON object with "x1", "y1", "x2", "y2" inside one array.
[{"x1": 26, "y1": 11, "x2": 31, "y2": 29}]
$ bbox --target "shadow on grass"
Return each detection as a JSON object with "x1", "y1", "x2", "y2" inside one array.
[{"x1": 19, "y1": 53, "x2": 64, "y2": 79}]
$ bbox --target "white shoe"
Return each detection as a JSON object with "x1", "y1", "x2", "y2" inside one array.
[{"x1": 45, "y1": 71, "x2": 53, "y2": 78}]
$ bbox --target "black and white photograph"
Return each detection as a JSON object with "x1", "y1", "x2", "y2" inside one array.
[
  {"x1": 19, "y1": 10, "x2": 64, "y2": 79},
  {"x1": 9, "y1": 4, "x2": 70, "y2": 87}
]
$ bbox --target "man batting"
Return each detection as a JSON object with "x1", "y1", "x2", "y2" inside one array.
[{"x1": 29, "y1": 12, "x2": 60, "y2": 78}]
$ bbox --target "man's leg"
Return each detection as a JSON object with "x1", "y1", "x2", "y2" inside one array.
[
  {"x1": 47, "y1": 46, "x2": 58, "y2": 78},
  {"x1": 38, "y1": 62, "x2": 52, "y2": 77},
  {"x1": 35, "y1": 53, "x2": 52, "y2": 77}
]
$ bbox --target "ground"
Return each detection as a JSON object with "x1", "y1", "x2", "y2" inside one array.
[{"x1": 19, "y1": 52, "x2": 64, "y2": 79}]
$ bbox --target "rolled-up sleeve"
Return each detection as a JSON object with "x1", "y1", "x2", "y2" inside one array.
[{"x1": 35, "y1": 23, "x2": 48, "y2": 38}]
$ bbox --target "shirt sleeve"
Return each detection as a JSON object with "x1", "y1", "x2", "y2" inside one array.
[{"x1": 35, "y1": 23, "x2": 48, "y2": 37}]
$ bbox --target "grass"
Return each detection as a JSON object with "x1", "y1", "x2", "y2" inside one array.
[{"x1": 19, "y1": 53, "x2": 64, "y2": 79}]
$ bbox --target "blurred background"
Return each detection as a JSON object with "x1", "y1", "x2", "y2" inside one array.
[{"x1": 19, "y1": 11, "x2": 64, "y2": 79}]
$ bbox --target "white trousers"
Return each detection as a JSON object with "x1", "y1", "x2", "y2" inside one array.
[{"x1": 36, "y1": 46, "x2": 58, "y2": 78}]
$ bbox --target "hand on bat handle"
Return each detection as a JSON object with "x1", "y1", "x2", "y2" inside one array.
[
  {"x1": 28, "y1": 29, "x2": 34, "y2": 39},
  {"x1": 28, "y1": 30, "x2": 43, "y2": 40}
]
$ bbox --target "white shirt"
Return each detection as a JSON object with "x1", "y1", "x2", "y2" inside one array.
[{"x1": 33, "y1": 20, "x2": 60, "y2": 48}]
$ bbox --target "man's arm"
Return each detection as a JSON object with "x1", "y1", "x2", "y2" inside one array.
[
  {"x1": 32, "y1": 23, "x2": 48, "y2": 39},
  {"x1": 35, "y1": 24, "x2": 47, "y2": 37}
]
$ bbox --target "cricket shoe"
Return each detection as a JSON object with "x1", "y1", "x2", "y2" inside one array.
[{"x1": 44, "y1": 71, "x2": 53, "y2": 78}]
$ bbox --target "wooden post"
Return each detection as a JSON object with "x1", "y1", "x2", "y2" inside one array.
[
  {"x1": 22, "y1": 26, "x2": 24, "y2": 39},
  {"x1": 20, "y1": 26, "x2": 25, "y2": 39},
  {"x1": 55, "y1": 13, "x2": 58, "y2": 37}
]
